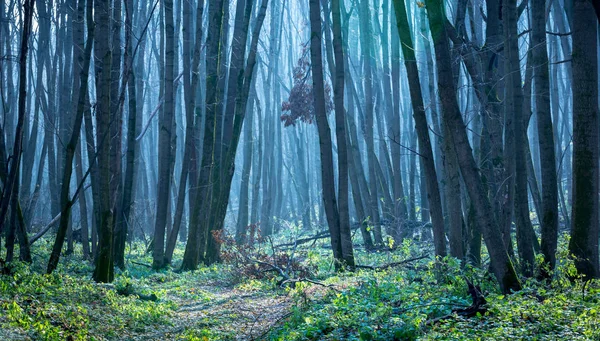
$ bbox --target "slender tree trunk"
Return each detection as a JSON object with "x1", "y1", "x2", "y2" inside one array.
[
  {"x1": 331, "y1": 0, "x2": 355, "y2": 266},
  {"x1": 531, "y1": 0, "x2": 559, "y2": 276},
  {"x1": 0, "y1": 0, "x2": 35, "y2": 237},
  {"x1": 423, "y1": 0, "x2": 521, "y2": 293},
  {"x1": 115, "y1": 0, "x2": 139, "y2": 269},
  {"x1": 182, "y1": 0, "x2": 225, "y2": 270},
  {"x1": 153, "y1": 0, "x2": 176, "y2": 269},
  {"x1": 358, "y1": 0, "x2": 383, "y2": 245},
  {"x1": 166, "y1": 0, "x2": 205, "y2": 263},
  {"x1": 504, "y1": 0, "x2": 534, "y2": 277},
  {"x1": 48, "y1": 0, "x2": 94, "y2": 274},
  {"x1": 204, "y1": 0, "x2": 270, "y2": 264},
  {"x1": 93, "y1": 0, "x2": 115, "y2": 283},
  {"x1": 76, "y1": 139, "x2": 90, "y2": 259},
  {"x1": 236, "y1": 99, "x2": 254, "y2": 244},
  {"x1": 391, "y1": 0, "x2": 446, "y2": 257},
  {"x1": 390, "y1": 10, "x2": 408, "y2": 225},
  {"x1": 309, "y1": 0, "x2": 345, "y2": 267}
]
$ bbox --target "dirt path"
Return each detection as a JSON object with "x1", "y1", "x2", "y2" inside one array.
[{"x1": 133, "y1": 285, "x2": 294, "y2": 340}]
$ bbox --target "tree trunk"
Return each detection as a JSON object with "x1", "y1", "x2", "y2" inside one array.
[
  {"x1": 331, "y1": 0, "x2": 355, "y2": 267},
  {"x1": 531, "y1": 0, "x2": 559, "y2": 276},
  {"x1": 114, "y1": 0, "x2": 138, "y2": 269},
  {"x1": 504, "y1": 0, "x2": 534, "y2": 277},
  {"x1": 358, "y1": 0, "x2": 384, "y2": 245},
  {"x1": 391, "y1": 0, "x2": 446, "y2": 257},
  {"x1": 236, "y1": 99, "x2": 254, "y2": 244},
  {"x1": 0, "y1": 0, "x2": 34, "y2": 237},
  {"x1": 153, "y1": 0, "x2": 176, "y2": 269},
  {"x1": 182, "y1": 0, "x2": 225, "y2": 270},
  {"x1": 48, "y1": 0, "x2": 94, "y2": 274},
  {"x1": 423, "y1": 0, "x2": 521, "y2": 293},
  {"x1": 568, "y1": 0, "x2": 599, "y2": 279},
  {"x1": 309, "y1": 0, "x2": 345, "y2": 267},
  {"x1": 93, "y1": 0, "x2": 115, "y2": 283},
  {"x1": 166, "y1": 0, "x2": 205, "y2": 263}
]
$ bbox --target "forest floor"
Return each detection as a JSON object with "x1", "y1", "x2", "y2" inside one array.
[{"x1": 1, "y1": 233, "x2": 599, "y2": 340}]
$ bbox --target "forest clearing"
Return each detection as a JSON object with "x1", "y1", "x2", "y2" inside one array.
[{"x1": 1, "y1": 0, "x2": 600, "y2": 339}]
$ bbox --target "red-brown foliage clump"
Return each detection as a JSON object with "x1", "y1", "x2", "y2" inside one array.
[{"x1": 281, "y1": 46, "x2": 333, "y2": 127}]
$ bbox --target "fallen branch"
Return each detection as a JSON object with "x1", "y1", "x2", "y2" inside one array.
[
  {"x1": 248, "y1": 257, "x2": 290, "y2": 282},
  {"x1": 274, "y1": 230, "x2": 331, "y2": 249},
  {"x1": 280, "y1": 277, "x2": 339, "y2": 292},
  {"x1": 356, "y1": 255, "x2": 429, "y2": 270},
  {"x1": 424, "y1": 279, "x2": 487, "y2": 326},
  {"x1": 29, "y1": 213, "x2": 62, "y2": 244},
  {"x1": 275, "y1": 224, "x2": 361, "y2": 249},
  {"x1": 131, "y1": 261, "x2": 153, "y2": 268},
  {"x1": 116, "y1": 282, "x2": 158, "y2": 301},
  {"x1": 392, "y1": 302, "x2": 469, "y2": 315}
]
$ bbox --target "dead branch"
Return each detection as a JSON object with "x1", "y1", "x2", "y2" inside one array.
[
  {"x1": 248, "y1": 257, "x2": 290, "y2": 282},
  {"x1": 424, "y1": 279, "x2": 487, "y2": 326},
  {"x1": 392, "y1": 302, "x2": 469, "y2": 315},
  {"x1": 280, "y1": 277, "x2": 340, "y2": 292},
  {"x1": 356, "y1": 255, "x2": 429, "y2": 270},
  {"x1": 274, "y1": 230, "x2": 331, "y2": 249},
  {"x1": 275, "y1": 224, "x2": 361, "y2": 250},
  {"x1": 131, "y1": 261, "x2": 153, "y2": 268}
]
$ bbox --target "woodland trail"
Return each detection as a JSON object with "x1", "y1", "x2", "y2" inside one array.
[{"x1": 132, "y1": 284, "x2": 294, "y2": 340}]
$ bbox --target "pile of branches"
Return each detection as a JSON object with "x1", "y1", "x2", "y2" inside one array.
[{"x1": 218, "y1": 233, "x2": 317, "y2": 285}]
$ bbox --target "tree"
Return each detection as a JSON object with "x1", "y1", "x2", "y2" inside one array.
[
  {"x1": 48, "y1": 0, "x2": 94, "y2": 274},
  {"x1": 309, "y1": 0, "x2": 354, "y2": 268},
  {"x1": 358, "y1": 0, "x2": 383, "y2": 245},
  {"x1": 391, "y1": 0, "x2": 446, "y2": 257},
  {"x1": 568, "y1": 0, "x2": 599, "y2": 279},
  {"x1": 114, "y1": 0, "x2": 138, "y2": 269},
  {"x1": 153, "y1": 0, "x2": 177, "y2": 269},
  {"x1": 182, "y1": 0, "x2": 226, "y2": 270},
  {"x1": 0, "y1": 0, "x2": 35, "y2": 264},
  {"x1": 331, "y1": 0, "x2": 355, "y2": 267},
  {"x1": 504, "y1": 0, "x2": 534, "y2": 277},
  {"x1": 93, "y1": 0, "x2": 115, "y2": 283},
  {"x1": 531, "y1": 0, "x2": 559, "y2": 276},
  {"x1": 423, "y1": 0, "x2": 521, "y2": 293}
]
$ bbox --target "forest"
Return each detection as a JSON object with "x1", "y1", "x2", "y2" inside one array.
[{"x1": 0, "y1": 0, "x2": 599, "y2": 339}]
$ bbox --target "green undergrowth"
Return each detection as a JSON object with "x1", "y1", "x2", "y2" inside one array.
[
  {"x1": 266, "y1": 239, "x2": 600, "y2": 341},
  {"x1": 0, "y1": 241, "x2": 226, "y2": 340},
  {"x1": 0, "y1": 235, "x2": 598, "y2": 340}
]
